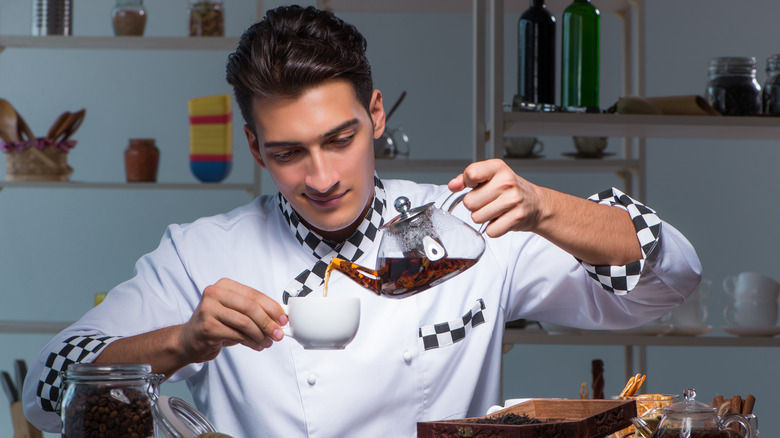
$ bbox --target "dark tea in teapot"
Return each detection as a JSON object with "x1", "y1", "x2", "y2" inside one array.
[
  {"x1": 653, "y1": 429, "x2": 732, "y2": 438},
  {"x1": 324, "y1": 256, "x2": 478, "y2": 298}
]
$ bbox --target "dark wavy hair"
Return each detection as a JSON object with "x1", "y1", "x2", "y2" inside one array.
[{"x1": 226, "y1": 5, "x2": 373, "y2": 132}]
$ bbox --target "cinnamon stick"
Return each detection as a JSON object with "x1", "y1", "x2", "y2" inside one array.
[
  {"x1": 713, "y1": 395, "x2": 724, "y2": 408},
  {"x1": 731, "y1": 395, "x2": 742, "y2": 414},
  {"x1": 742, "y1": 394, "x2": 756, "y2": 415}
]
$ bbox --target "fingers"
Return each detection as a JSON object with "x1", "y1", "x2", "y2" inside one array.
[{"x1": 183, "y1": 279, "x2": 287, "y2": 360}]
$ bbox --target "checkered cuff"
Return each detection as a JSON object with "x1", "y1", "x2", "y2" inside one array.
[
  {"x1": 419, "y1": 299, "x2": 486, "y2": 350},
  {"x1": 36, "y1": 334, "x2": 121, "y2": 413},
  {"x1": 582, "y1": 188, "x2": 662, "y2": 295}
]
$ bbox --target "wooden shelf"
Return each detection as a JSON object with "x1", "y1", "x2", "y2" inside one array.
[
  {"x1": 504, "y1": 112, "x2": 780, "y2": 141},
  {"x1": 0, "y1": 180, "x2": 257, "y2": 195},
  {"x1": 317, "y1": 0, "x2": 631, "y2": 15},
  {"x1": 503, "y1": 329, "x2": 780, "y2": 348},
  {"x1": 0, "y1": 36, "x2": 239, "y2": 51}
]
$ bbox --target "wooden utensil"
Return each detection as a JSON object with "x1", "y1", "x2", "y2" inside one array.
[
  {"x1": 47, "y1": 111, "x2": 71, "y2": 140},
  {"x1": 0, "y1": 98, "x2": 21, "y2": 143},
  {"x1": 16, "y1": 111, "x2": 35, "y2": 141},
  {"x1": 61, "y1": 108, "x2": 85, "y2": 141}
]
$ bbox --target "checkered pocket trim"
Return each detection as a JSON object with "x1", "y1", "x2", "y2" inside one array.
[
  {"x1": 418, "y1": 299, "x2": 486, "y2": 351},
  {"x1": 582, "y1": 187, "x2": 662, "y2": 295},
  {"x1": 36, "y1": 334, "x2": 120, "y2": 413}
]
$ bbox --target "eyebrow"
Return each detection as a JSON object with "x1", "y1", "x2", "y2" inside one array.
[{"x1": 263, "y1": 119, "x2": 360, "y2": 148}]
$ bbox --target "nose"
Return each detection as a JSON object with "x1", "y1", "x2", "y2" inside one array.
[{"x1": 305, "y1": 149, "x2": 339, "y2": 193}]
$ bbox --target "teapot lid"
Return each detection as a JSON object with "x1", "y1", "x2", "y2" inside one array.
[
  {"x1": 381, "y1": 196, "x2": 435, "y2": 230},
  {"x1": 664, "y1": 388, "x2": 715, "y2": 415}
]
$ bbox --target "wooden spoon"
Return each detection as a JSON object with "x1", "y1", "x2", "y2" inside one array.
[
  {"x1": 16, "y1": 111, "x2": 35, "y2": 140},
  {"x1": 0, "y1": 98, "x2": 21, "y2": 143},
  {"x1": 61, "y1": 108, "x2": 85, "y2": 141},
  {"x1": 47, "y1": 111, "x2": 71, "y2": 140}
]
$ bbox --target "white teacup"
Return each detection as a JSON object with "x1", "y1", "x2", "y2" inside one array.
[
  {"x1": 282, "y1": 296, "x2": 360, "y2": 349},
  {"x1": 573, "y1": 136, "x2": 608, "y2": 157},
  {"x1": 723, "y1": 300, "x2": 779, "y2": 327},
  {"x1": 723, "y1": 272, "x2": 780, "y2": 302},
  {"x1": 668, "y1": 279, "x2": 711, "y2": 326},
  {"x1": 504, "y1": 136, "x2": 543, "y2": 158}
]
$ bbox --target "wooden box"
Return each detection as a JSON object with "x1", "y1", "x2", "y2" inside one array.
[{"x1": 417, "y1": 398, "x2": 637, "y2": 438}]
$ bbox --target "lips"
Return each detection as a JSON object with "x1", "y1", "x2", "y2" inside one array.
[{"x1": 305, "y1": 191, "x2": 346, "y2": 209}]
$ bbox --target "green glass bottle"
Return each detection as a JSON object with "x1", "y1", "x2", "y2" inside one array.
[{"x1": 561, "y1": 0, "x2": 600, "y2": 108}]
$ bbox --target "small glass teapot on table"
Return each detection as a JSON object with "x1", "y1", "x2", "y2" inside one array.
[{"x1": 631, "y1": 388, "x2": 753, "y2": 438}]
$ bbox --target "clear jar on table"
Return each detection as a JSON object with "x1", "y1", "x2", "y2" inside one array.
[
  {"x1": 60, "y1": 363, "x2": 163, "y2": 438},
  {"x1": 705, "y1": 56, "x2": 762, "y2": 116},
  {"x1": 188, "y1": 0, "x2": 224, "y2": 37}
]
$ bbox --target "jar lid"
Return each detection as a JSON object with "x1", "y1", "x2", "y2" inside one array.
[
  {"x1": 709, "y1": 57, "x2": 757, "y2": 75},
  {"x1": 767, "y1": 54, "x2": 780, "y2": 72},
  {"x1": 63, "y1": 363, "x2": 153, "y2": 380},
  {"x1": 153, "y1": 395, "x2": 217, "y2": 438}
]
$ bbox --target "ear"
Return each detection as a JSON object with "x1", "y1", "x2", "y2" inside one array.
[
  {"x1": 244, "y1": 124, "x2": 267, "y2": 169},
  {"x1": 369, "y1": 89, "x2": 386, "y2": 140}
]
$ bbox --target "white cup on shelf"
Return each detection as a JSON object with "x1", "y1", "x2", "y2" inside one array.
[
  {"x1": 723, "y1": 300, "x2": 778, "y2": 327},
  {"x1": 723, "y1": 272, "x2": 780, "y2": 302}
]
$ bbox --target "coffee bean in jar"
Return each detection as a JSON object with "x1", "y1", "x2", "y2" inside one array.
[
  {"x1": 60, "y1": 363, "x2": 163, "y2": 438},
  {"x1": 188, "y1": 0, "x2": 224, "y2": 37},
  {"x1": 705, "y1": 56, "x2": 762, "y2": 116}
]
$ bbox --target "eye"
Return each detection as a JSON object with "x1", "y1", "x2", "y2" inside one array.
[
  {"x1": 330, "y1": 134, "x2": 355, "y2": 146},
  {"x1": 272, "y1": 150, "x2": 299, "y2": 162}
]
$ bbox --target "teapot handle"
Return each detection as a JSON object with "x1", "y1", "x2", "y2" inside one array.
[
  {"x1": 442, "y1": 189, "x2": 488, "y2": 234},
  {"x1": 721, "y1": 413, "x2": 753, "y2": 438}
]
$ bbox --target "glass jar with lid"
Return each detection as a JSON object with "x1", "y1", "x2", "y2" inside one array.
[
  {"x1": 705, "y1": 56, "x2": 762, "y2": 116},
  {"x1": 763, "y1": 54, "x2": 780, "y2": 115},
  {"x1": 112, "y1": 0, "x2": 147, "y2": 36},
  {"x1": 60, "y1": 363, "x2": 163, "y2": 438},
  {"x1": 188, "y1": 0, "x2": 224, "y2": 37}
]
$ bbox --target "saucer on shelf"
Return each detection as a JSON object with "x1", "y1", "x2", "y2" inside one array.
[
  {"x1": 612, "y1": 324, "x2": 674, "y2": 336},
  {"x1": 562, "y1": 152, "x2": 616, "y2": 159},
  {"x1": 666, "y1": 325, "x2": 713, "y2": 336},
  {"x1": 722, "y1": 325, "x2": 780, "y2": 337},
  {"x1": 504, "y1": 153, "x2": 545, "y2": 159}
]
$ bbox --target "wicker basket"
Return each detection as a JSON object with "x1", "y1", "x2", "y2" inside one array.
[{"x1": 3, "y1": 140, "x2": 74, "y2": 181}]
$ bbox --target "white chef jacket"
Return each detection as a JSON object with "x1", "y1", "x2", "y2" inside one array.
[{"x1": 23, "y1": 178, "x2": 702, "y2": 437}]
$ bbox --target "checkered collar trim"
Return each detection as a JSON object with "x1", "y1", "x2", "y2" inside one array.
[{"x1": 278, "y1": 176, "x2": 386, "y2": 303}]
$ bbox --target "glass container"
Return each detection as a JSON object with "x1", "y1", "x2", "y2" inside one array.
[
  {"x1": 763, "y1": 54, "x2": 780, "y2": 115},
  {"x1": 112, "y1": 0, "x2": 147, "y2": 36},
  {"x1": 561, "y1": 0, "x2": 600, "y2": 109},
  {"x1": 517, "y1": 0, "x2": 556, "y2": 104},
  {"x1": 188, "y1": 1, "x2": 225, "y2": 37},
  {"x1": 60, "y1": 363, "x2": 163, "y2": 438},
  {"x1": 706, "y1": 56, "x2": 761, "y2": 116}
]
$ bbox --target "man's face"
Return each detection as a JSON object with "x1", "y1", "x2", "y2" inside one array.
[{"x1": 245, "y1": 80, "x2": 385, "y2": 240}]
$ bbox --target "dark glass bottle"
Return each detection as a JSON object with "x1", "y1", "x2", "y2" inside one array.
[
  {"x1": 763, "y1": 54, "x2": 780, "y2": 115},
  {"x1": 517, "y1": 0, "x2": 556, "y2": 104},
  {"x1": 561, "y1": 0, "x2": 600, "y2": 108}
]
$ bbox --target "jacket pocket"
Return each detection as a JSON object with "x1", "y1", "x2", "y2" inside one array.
[{"x1": 418, "y1": 299, "x2": 486, "y2": 351}]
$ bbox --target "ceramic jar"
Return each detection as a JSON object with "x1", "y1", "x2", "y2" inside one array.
[{"x1": 124, "y1": 138, "x2": 159, "y2": 182}]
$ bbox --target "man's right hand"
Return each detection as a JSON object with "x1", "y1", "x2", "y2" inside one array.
[
  {"x1": 178, "y1": 278, "x2": 288, "y2": 363},
  {"x1": 96, "y1": 278, "x2": 288, "y2": 377}
]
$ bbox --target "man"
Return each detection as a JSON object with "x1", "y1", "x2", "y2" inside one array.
[{"x1": 23, "y1": 5, "x2": 701, "y2": 437}]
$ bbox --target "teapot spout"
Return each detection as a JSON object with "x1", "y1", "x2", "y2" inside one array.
[{"x1": 325, "y1": 258, "x2": 382, "y2": 295}]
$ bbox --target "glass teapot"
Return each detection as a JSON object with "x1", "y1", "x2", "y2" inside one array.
[
  {"x1": 327, "y1": 192, "x2": 486, "y2": 298},
  {"x1": 631, "y1": 388, "x2": 752, "y2": 438}
]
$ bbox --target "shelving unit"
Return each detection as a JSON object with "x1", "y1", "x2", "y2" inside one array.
[{"x1": 0, "y1": 35, "x2": 266, "y2": 197}]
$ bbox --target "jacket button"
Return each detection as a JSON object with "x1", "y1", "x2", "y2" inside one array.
[
  {"x1": 307, "y1": 373, "x2": 317, "y2": 385},
  {"x1": 403, "y1": 351, "x2": 413, "y2": 363}
]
